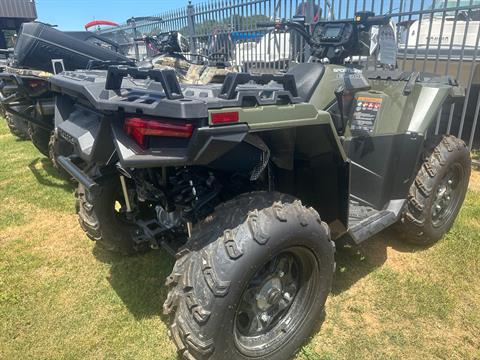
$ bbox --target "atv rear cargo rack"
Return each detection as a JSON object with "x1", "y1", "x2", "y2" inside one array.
[{"x1": 50, "y1": 67, "x2": 305, "y2": 118}]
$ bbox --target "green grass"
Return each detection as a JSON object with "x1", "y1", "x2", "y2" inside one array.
[
  {"x1": 0, "y1": 119, "x2": 479, "y2": 359},
  {"x1": 473, "y1": 149, "x2": 480, "y2": 161}
]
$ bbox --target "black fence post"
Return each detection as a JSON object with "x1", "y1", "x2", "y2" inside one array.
[
  {"x1": 187, "y1": 1, "x2": 197, "y2": 54},
  {"x1": 304, "y1": 0, "x2": 315, "y2": 59},
  {"x1": 130, "y1": 19, "x2": 140, "y2": 61}
]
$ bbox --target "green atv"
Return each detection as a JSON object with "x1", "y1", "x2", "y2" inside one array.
[{"x1": 50, "y1": 11, "x2": 470, "y2": 360}]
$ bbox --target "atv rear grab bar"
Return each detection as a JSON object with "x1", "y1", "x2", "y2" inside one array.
[
  {"x1": 219, "y1": 72, "x2": 299, "y2": 100},
  {"x1": 105, "y1": 66, "x2": 183, "y2": 100},
  {"x1": 86, "y1": 59, "x2": 136, "y2": 71}
]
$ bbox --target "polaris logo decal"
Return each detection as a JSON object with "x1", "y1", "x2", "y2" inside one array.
[{"x1": 332, "y1": 68, "x2": 362, "y2": 73}]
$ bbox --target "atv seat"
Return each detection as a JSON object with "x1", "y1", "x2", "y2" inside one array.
[{"x1": 286, "y1": 63, "x2": 325, "y2": 102}]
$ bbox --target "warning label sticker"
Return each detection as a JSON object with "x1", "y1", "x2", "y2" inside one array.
[{"x1": 351, "y1": 96, "x2": 383, "y2": 133}]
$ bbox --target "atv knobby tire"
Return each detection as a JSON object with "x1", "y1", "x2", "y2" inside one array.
[
  {"x1": 76, "y1": 177, "x2": 149, "y2": 255},
  {"x1": 5, "y1": 113, "x2": 30, "y2": 140},
  {"x1": 48, "y1": 131, "x2": 72, "y2": 180},
  {"x1": 164, "y1": 192, "x2": 335, "y2": 360},
  {"x1": 28, "y1": 123, "x2": 51, "y2": 157},
  {"x1": 399, "y1": 135, "x2": 470, "y2": 245}
]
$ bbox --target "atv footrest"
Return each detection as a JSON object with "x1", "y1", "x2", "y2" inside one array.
[{"x1": 348, "y1": 209, "x2": 396, "y2": 244}]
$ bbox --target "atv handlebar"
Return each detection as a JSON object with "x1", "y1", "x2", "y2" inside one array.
[
  {"x1": 256, "y1": 20, "x2": 315, "y2": 47},
  {"x1": 256, "y1": 22, "x2": 276, "y2": 28},
  {"x1": 257, "y1": 13, "x2": 390, "y2": 31},
  {"x1": 361, "y1": 15, "x2": 390, "y2": 26}
]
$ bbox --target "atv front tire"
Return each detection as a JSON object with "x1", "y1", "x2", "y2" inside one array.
[
  {"x1": 28, "y1": 123, "x2": 51, "y2": 157},
  {"x1": 399, "y1": 135, "x2": 470, "y2": 245},
  {"x1": 76, "y1": 177, "x2": 150, "y2": 255},
  {"x1": 164, "y1": 192, "x2": 335, "y2": 360},
  {"x1": 5, "y1": 113, "x2": 30, "y2": 140}
]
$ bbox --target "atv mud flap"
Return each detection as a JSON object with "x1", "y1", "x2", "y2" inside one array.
[{"x1": 56, "y1": 109, "x2": 115, "y2": 164}]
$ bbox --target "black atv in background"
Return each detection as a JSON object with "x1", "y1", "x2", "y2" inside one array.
[
  {"x1": 0, "y1": 48, "x2": 32, "y2": 139},
  {"x1": 0, "y1": 22, "x2": 133, "y2": 159},
  {"x1": 0, "y1": 26, "x2": 235, "y2": 165},
  {"x1": 47, "y1": 12, "x2": 470, "y2": 360}
]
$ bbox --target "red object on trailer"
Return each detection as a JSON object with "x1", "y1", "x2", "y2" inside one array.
[{"x1": 84, "y1": 20, "x2": 119, "y2": 30}]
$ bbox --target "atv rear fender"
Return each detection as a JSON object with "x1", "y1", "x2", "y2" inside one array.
[{"x1": 407, "y1": 84, "x2": 465, "y2": 134}]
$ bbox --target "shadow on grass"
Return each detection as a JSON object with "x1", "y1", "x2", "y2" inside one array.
[
  {"x1": 28, "y1": 157, "x2": 75, "y2": 191},
  {"x1": 93, "y1": 245, "x2": 174, "y2": 322},
  {"x1": 90, "y1": 224, "x2": 423, "y2": 324},
  {"x1": 332, "y1": 228, "x2": 422, "y2": 295}
]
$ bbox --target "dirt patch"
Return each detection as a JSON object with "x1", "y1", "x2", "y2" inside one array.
[
  {"x1": 0, "y1": 209, "x2": 81, "y2": 251},
  {"x1": 469, "y1": 170, "x2": 480, "y2": 193}
]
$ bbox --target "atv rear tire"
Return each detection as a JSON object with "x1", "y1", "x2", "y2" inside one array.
[
  {"x1": 28, "y1": 123, "x2": 51, "y2": 157},
  {"x1": 398, "y1": 135, "x2": 470, "y2": 245},
  {"x1": 76, "y1": 177, "x2": 150, "y2": 255},
  {"x1": 164, "y1": 192, "x2": 335, "y2": 360},
  {"x1": 48, "y1": 131, "x2": 72, "y2": 180},
  {"x1": 5, "y1": 113, "x2": 30, "y2": 140}
]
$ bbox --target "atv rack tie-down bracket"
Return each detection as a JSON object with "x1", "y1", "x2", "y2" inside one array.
[
  {"x1": 105, "y1": 66, "x2": 184, "y2": 100},
  {"x1": 403, "y1": 72, "x2": 419, "y2": 95},
  {"x1": 219, "y1": 72, "x2": 299, "y2": 100},
  {"x1": 86, "y1": 60, "x2": 136, "y2": 71}
]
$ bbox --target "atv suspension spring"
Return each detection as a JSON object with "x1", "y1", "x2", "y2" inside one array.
[
  {"x1": 119, "y1": 175, "x2": 132, "y2": 212},
  {"x1": 169, "y1": 168, "x2": 221, "y2": 222}
]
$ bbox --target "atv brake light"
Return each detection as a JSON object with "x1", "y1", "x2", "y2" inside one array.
[
  {"x1": 27, "y1": 79, "x2": 47, "y2": 91},
  {"x1": 211, "y1": 111, "x2": 239, "y2": 125},
  {"x1": 124, "y1": 116, "x2": 193, "y2": 148}
]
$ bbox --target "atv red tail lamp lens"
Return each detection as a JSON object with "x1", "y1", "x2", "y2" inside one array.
[
  {"x1": 211, "y1": 111, "x2": 239, "y2": 125},
  {"x1": 124, "y1": 116, "x2": 193, "y2": 148},
  {"x1": 27, "y1": 79, "x2": 47, "y2": 91}
]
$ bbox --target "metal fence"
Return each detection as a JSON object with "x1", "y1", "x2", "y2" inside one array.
[{"x1": 98, "y1": 0, "x2": 480, "y2": 149}]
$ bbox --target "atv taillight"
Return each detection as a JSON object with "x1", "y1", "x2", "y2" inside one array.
[
  {"x1": 124, "y1": 116, "x2": 193, "y2": 148},
  {"x1": 211, "y1": 111, "x2": 239, "y2": 125},
  {"x1": 27, "y1": 79, "x2": 47, "y2": 91}
]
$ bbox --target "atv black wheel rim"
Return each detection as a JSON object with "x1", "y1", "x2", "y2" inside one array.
[
  {"x1": 234, "y1": 247, "x2": 319, "y2": 355},
  {"x1": 431, "y1": 163, "x2": 464, "y2": 228}
]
